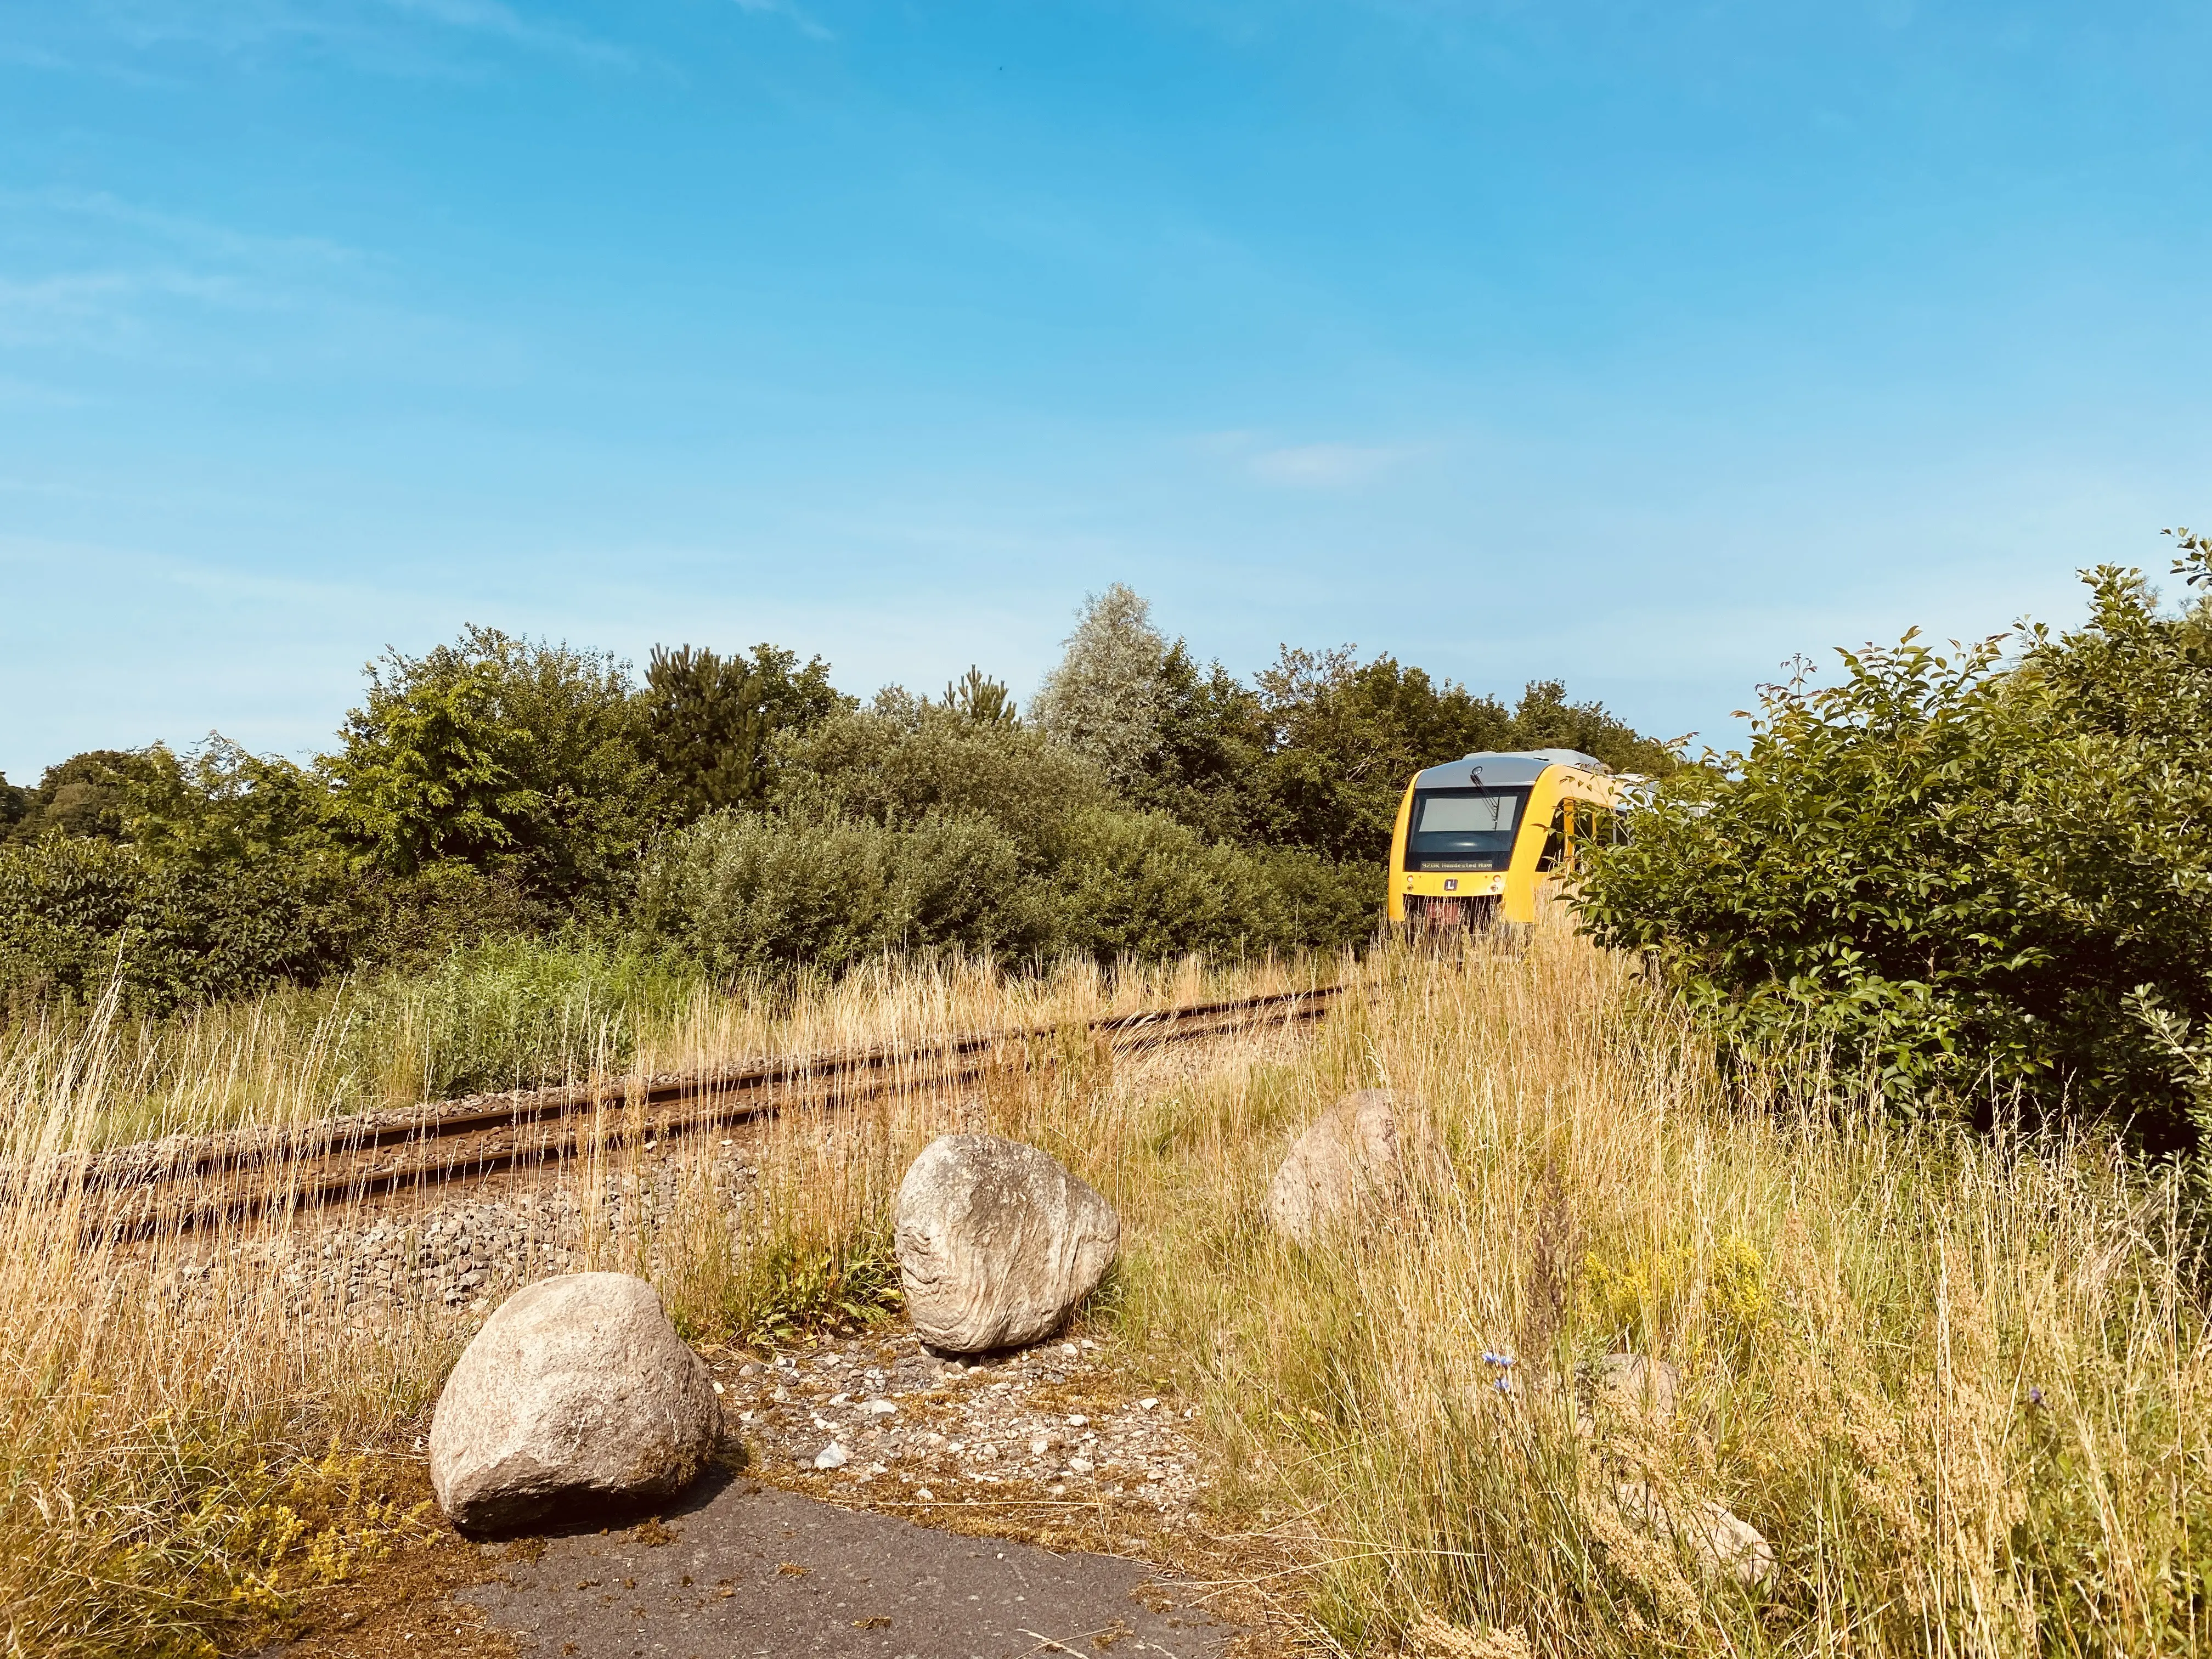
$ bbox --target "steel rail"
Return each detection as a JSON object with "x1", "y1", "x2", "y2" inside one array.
[{"x1": 42, "y1": 983, "x2": 1346, "y2": 1239}]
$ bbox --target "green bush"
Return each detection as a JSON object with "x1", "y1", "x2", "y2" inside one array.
[
  {"x1": 771, "y1": 701, "x2": 1109, "y2": 840},
  {"x1": 321, "y1": 626, "x2": 651, "y2": 905},
  {"x1": 1042, "y1": 806, "x2": 1372, "y2": 959},
  {"x1": 637, "y1": 802, "x2": 1374, "y2": 975},
  {"x1": 1579, "y1": 538, "x2": 2212, "y2": 1148},
  {"x1": 0, "y1": 837, "x2": 351, "y2": 1017},
  {"x1": 634, "y1": 807, "x2": 1045, "y2": 975}
]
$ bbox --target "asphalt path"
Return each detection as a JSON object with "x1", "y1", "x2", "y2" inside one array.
[{"x1": 460, "y1": 1474, "x2": 1232, "y2": 1659}]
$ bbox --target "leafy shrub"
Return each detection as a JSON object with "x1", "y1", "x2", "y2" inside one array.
[
  {"x1": 772, "y1": 701, "x2": 1110, "y2": 839},
  {"x1": 1580, "y1": 538, "x2": 2212, "y2": 1147},
  {"x1": 0, "y1": 838, "x2": 351, "y2": 1017},
  {"x1": 635, "y1": 808, "x2": 1045, "y2": 975},
  {"x1": 638, "y1": 802, "x2": 1374, "y2": 975},
  {"x1": 1042, "y1": 806, "x2": 1372, "y2": 959}
]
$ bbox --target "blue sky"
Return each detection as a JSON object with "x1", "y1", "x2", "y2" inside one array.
[{"x1": 2, "y1": 1, "x2": 2206, "y2": 782}]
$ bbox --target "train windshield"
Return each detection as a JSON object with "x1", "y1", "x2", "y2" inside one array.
[{"x1": 1407, "y1": 787, "x2": 1529, "y2": 861}]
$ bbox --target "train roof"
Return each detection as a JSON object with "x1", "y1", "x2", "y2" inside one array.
[{"x1": 1410, "y1": 749, "x2": 1611, "y2": 789}]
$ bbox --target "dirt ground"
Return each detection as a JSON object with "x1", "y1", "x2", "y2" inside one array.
[{"x1": 251, "y1": 1320, "x2": 1322, "y2": 1659}]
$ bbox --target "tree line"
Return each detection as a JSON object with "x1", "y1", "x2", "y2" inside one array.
[{"x1": 1, "y1": 586, "x2": 1673, "y2": 1014}]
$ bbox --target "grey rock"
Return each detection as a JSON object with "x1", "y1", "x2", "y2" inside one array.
[
  {"x1": 1615, "y1": 1482, "x2": 1775, "y2": 1587},
  {"x1": 1264, "y1": 1088, "x2": 1438, "y2": 1244},
  {"x1": 894, "y1": 1135, "x2": 1120, "y2": 1353},
  {"x1": 1583, "y1": 1353, "x2": 1681, "y2": 1433},
  {"x1": 428, "y1": 1271, "x2": 723, "y2": 1532}
]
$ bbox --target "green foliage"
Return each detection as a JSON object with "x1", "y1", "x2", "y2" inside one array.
[
  {"x1": 1128, "y1": 643, "x2": 1274, "y2": 843},
  {"x1": 122, "y1": 739, "x2": 338, "y2": 872},
  {"x1": 0, "y1": 836, "x2": 353, "y2": 1016},
  {"x1": 322, "y1": 626, "x2": 650, "y2": 903},
  {"x1": 343, "y1": 934, "x2": 696, "y2": 1097},
  {"x1": 0, "y1": 768, "x2": 32, "y2": 834},
  {"x1": 636, "y1": 808, "x2": 1045, "y2": 975},
  {"x1": 1029, "y1": 582, "x2": 1169, "y2": 792},
  {"x1": 4, "y1": 749, "x2": 168, "y2": 845},
  {"x1": 1581, "y1": 537, "x2": 2212, "y2": 1147},
  {"x1": 940, "y1": 665, "x2": 1018, "y2": 726},
  {"x1": 1041, "y1": 805, "x2": 1375, "y2": 959},
  {"x1": 773, "y1": 701, "x2": 1111, "y2": 838},
  {"x1": 638, "y1": 800, "x2": 1374, "y2": 974},
  {"x1": 679, "y1": 1226, "x2": 905, "y2": 1347},
  {"x1": 641, "y1": 641, "x2": 843, "y2": 821}
]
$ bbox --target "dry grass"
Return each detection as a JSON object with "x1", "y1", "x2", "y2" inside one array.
[
  {"x1": 0, "y1": 951, "x2": 1312, "y2": 1657},
  {"x1": 7, "y1": 923, "x2": 2211, "y2": 1656},
  {"x1": 1094, "y1": 919, "x2": 2212, "y2": 1657},
  {"x1": 0, "y1": 945, "x2": 1321, "y2": 1149}
]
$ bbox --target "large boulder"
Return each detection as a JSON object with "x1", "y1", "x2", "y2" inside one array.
[
  {"x1": 1265, "y1": 1088, "x2": 1436, "y2": 1243},
  {"x1": 893, "y1": 1135, "x2": 1120, "y2": 1353},
  {"x1": 428, "y1": 1272, "x2": 723, "y2": 1532}
]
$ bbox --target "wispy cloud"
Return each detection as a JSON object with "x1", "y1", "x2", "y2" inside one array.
[
  {"x1": 28, "y1": 0, "x2": 640, "y2": 77},
  {"x1": 0, "y1": 188, "x2": 373, "y2": 354},
  {"x1": 730, "y1": 0, "x2": 833, "y2": 42},
  {"x1": 10, "y1": 188, "x2": 363, "y2": 269},
  {"x1": 1195, "y1": 430, "x2": 1423, "y2": 489},
  {"x1": 376, "y1": 0, "x2": 639, "y2": 67},
  {"x1": 1247, "y1": 441, "x2": 1409, "y2": 487}
]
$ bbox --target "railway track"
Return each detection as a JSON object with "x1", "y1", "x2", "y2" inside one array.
[{"x1": 32, "y1": 983, "x2": 1346, "y2": 1241}]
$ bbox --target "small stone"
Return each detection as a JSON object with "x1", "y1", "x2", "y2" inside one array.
[
  {"x1": 1068, "y1": 1457, "x2": 1094, "y2": 1474},
  {"x1": 1066, "y1": 1414, "x2": 1087, "y2": 1426},
  {"x1": 1029, "y1": 1435, "x2": 1052, "y2": 1455},
  {"x1": 1138, "y1": 1398, "x2": 1159, "y2": 1410},
  {"x1": 815, "y1": 1442, "x2": 850, "y2": 1470},
  {"x1": 861, "y1": 1398, "x2": 898, "y2": 1415}
]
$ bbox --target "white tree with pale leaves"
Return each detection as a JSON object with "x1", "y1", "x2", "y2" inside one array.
[{"x1": 1029, "y1": 584, "x2": 1167, "y2": 793}]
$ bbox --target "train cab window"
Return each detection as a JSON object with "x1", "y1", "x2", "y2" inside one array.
[{"x1": 1405, "y1": 787, "x2": 1528, "y2": 871}]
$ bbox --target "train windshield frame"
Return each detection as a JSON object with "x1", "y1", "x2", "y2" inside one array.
[{"x1": 1404, "y1": 786, "x2": 1531, "y2": 870}]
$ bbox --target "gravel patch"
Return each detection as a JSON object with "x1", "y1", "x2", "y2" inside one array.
[
  {"x1": 704, "y1": 1326, "x2": 1215, "y2": 1536},
  {"x1": 151, "y1": 1138, "x2": 763, "y2": 1333}
]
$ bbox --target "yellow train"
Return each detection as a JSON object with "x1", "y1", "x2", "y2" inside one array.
[{"x1": 1386, "y1": 749, "x2": 1624, "y2": 930}]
